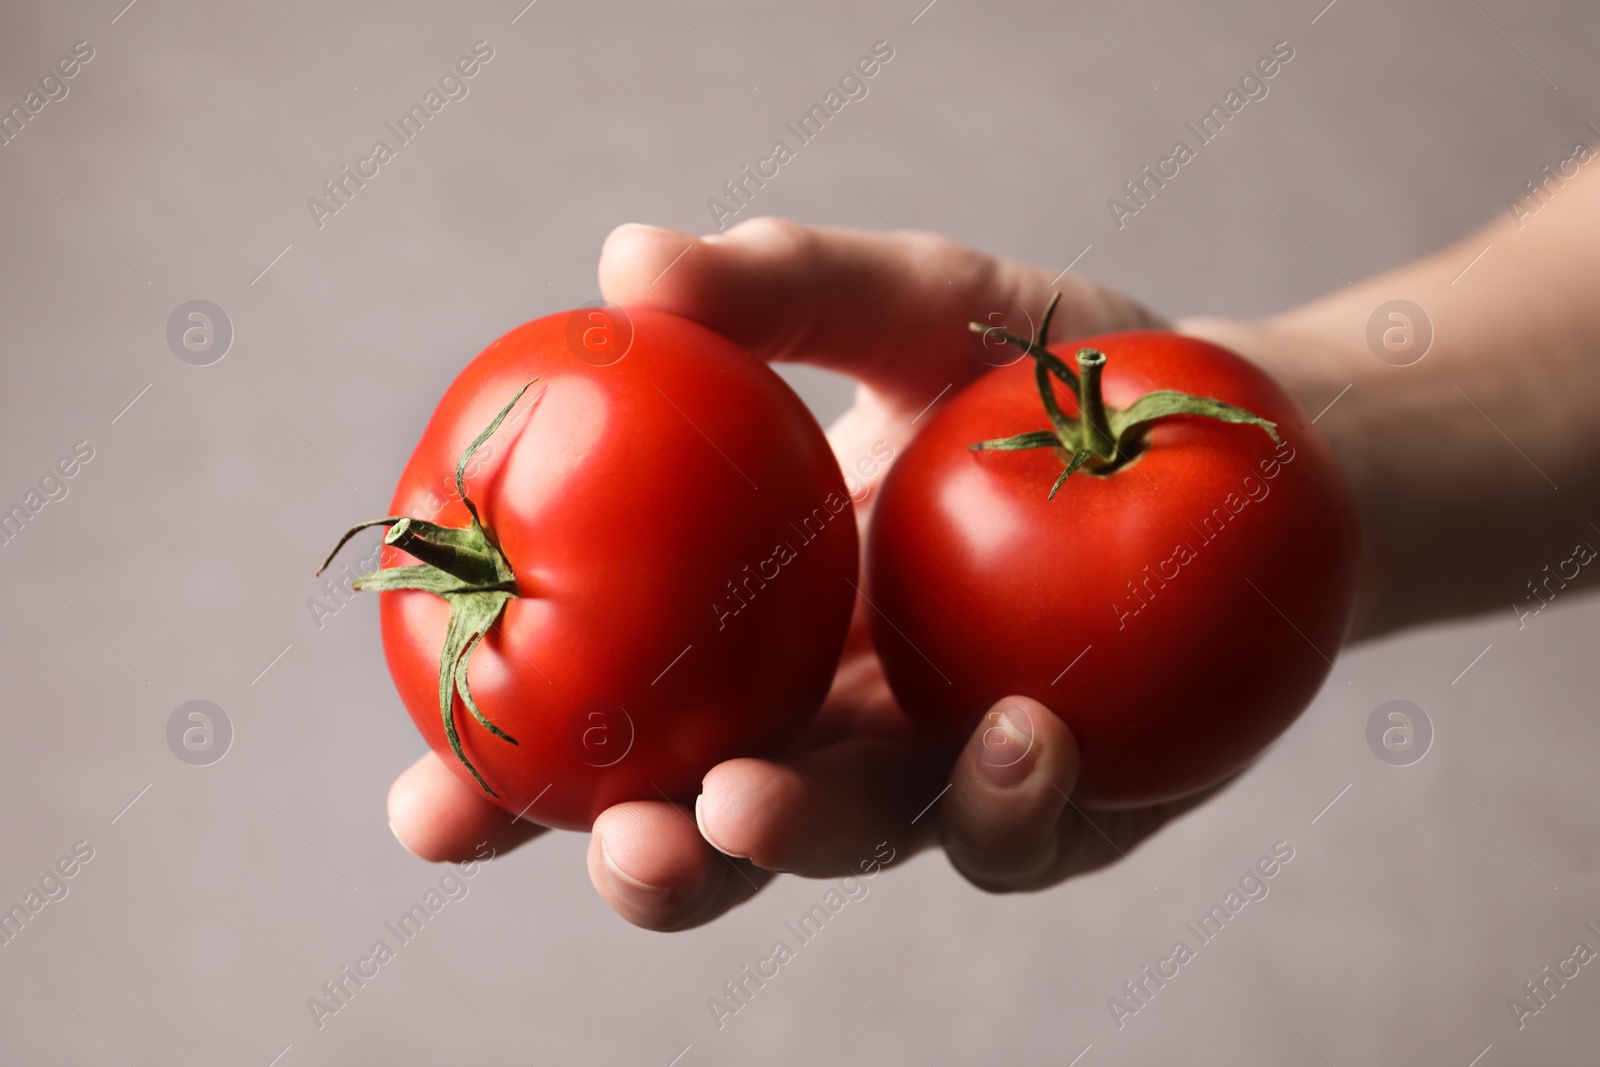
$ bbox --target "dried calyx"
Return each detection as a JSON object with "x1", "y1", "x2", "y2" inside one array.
[{"x1": 968, "y1": 293, "x2": 1279, "y2": 499}]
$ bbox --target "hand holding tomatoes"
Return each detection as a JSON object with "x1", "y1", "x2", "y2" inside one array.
[{"x1": 384, "y1": 219, "x2": 1243, "y2": 928}]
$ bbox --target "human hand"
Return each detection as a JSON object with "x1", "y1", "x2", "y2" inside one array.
[{"x1": 388, "y1": 218, "x2": 1213, "y2": 928}]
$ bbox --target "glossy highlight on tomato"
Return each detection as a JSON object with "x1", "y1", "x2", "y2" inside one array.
[
  {"x1": 374, "y1": 307, "x2": 858, "y2": 831},
  {"x1": 866, "y1": 330, "x2": 1360, "y2": 808}
]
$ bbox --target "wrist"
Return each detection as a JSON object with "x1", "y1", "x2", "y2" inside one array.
[
  {"x1": 1176, "y1": 314, "x2": 1386, "y2": 643},
  {"x1": 1175, "y1": 314, "x2": 1352, "y2": 398}
]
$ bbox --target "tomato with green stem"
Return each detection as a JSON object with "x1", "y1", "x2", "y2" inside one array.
[
  {"x1": 322, "y1": 307, "x2": 859, "y2": 831},
  {"x1": 866, "y1": 295, "x2": 1361, "y2": 808}
]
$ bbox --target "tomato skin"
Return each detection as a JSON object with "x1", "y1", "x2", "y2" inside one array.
[
  {"x1": 379, "y1": 308, "x2": 857, "y2": 831},
  {"x1": 866, "y1": 331, "x2": 1361, "y2": 809}
]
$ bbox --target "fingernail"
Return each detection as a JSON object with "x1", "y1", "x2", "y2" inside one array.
[
  {"x1": 389, "y1": 819, "x2": 424, "y2": 861},
  {"x1": 977, "y1": 700, "x2": 1038, "y2": 788},
  {"x1": 600, "y1": 841, "x2": 675, "y2": 911},
  {"x1": 695, "y1": 793, "x2": 749, "y2": 859}
]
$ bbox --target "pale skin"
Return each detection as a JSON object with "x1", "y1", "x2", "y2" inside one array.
[{"x1": 388, "y1": 161, "x2": 1600, "y2": 930}]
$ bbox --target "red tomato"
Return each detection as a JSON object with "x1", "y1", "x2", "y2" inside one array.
[
  {"x1": 866, "y1": 330, "x2": 1360, "y2": 808},
  {"x1": 368, "y1": 308, "x2": 857, "y2": 831}
]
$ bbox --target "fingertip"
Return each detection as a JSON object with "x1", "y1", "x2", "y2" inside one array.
[
  {"x1": 597, "y1": 217, "x2": 829, "y2": 366},
  {"x1": 589, "y1": 802, "x2": 724, "y2": 931},
  {"x1": 592, "y1": 802, "x2": 710, "y2": 889},
  {"x1": 599, "y1": 221, "x2": 688, "y2": 257},
  {"x1": 389, "y1": 819, "x2": 423, "y2": 860},
  {"x1": 598, "y1": 223, "x2": 700, "y2": 302},
  {"x1": 698, "y1": 759, "x2": 807, "y2": 869},
  {"x1": 386, "y1": 756, "x2": 455, "y2": 862},
  {"x1": 693, "y1": 792, "x2": 742, "y2": 860},
  {"x1": 597, "y1": 839, "x2": 676, "y2": 912},
  {"x1": 942, "y1": 696, "x2": 1080, "y2": 891},
  {"x1": 386, "y1": 752, "x2": 543, "y2": 863},
  {"x1": 967, "y1": 696, "x2": 1078, "y2": 792}
]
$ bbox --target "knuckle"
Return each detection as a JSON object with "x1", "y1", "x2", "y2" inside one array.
[
  {"x1": 727, "y1": 215, "x2": 815, "y2": 257},
  {"x1": 907, "y1": 230, "x2": 982, "y2": 287}
]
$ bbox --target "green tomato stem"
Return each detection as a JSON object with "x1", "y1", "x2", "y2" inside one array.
[
  {"x1": 318, "y1": 381, "x2": 538, "y2": 797},
  {"x1": 1075, "y1": 348, "x2": 1116, "y2": 461},
  {"x1": 967, "y1": 293, "x2": 1280, "y2": 498},
  {"x1": 383, "y1": 518, "x2": 505, "y2": 587}
]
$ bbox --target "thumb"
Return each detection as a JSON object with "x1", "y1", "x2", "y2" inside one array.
[
  {"x1": 940, "y1": 696, "x2": 1081, "y2": 892},
  {"x1": 596, "y1": 218, "x2": 1166, "y2": 419}
]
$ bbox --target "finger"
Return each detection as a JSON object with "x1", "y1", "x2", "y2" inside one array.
[
  {"x1": 694, "y1": 733, "x2": 945, "y2": 876},
  {"x1": 588, "y1": 801, "x2": 771, "y2": 932},
  {"x1": 387, "y1": 751, "x2": 546, "y2": 862},
  {"x1": 940, "y1": 696, "x2": 1081, "y2": 892},
  {"x1": 597, "y1": 218, "x2": 1166, "y2": 417}
]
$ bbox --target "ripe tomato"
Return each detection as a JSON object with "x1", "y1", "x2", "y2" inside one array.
[
  {"x1": 866, "y1": 326, "x2": 1360, "y2": 808},
  {"x1": 335, "y1": 307, "x2": 857, "y2": 831}
]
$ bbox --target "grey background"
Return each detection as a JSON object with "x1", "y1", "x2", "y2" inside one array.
[{"x1": 2, "y1": 0, "x2": 1597, "y2": 1063}]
